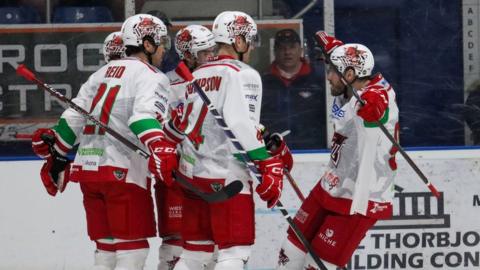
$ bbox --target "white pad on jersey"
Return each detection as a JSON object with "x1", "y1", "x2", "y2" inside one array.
[
  {"x1": 276, "y1": 238, "x2": 306, "y2": 270},
  {"x1": 303, "y1": 254, "x2": 338, "y2": 270},
  {"x1": 93, "y1": 249, "x2": 116, "y2": 270},
  {"x1": 214, "y1": 246, "x2": 251, "y2": 270},
  {"x1": 158, "y1": 243, "x2": 183, "y2": 270},
  {"x1": 114, "y1": 249, "x2": 149, "y2": 270},
  {"x1": 174, "y1": 249, "x2": 214, "y2": 270}
]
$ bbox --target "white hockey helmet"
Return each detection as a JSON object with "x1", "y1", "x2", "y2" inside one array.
[
  {"x1": 175, "y1": 25, "x2": 216, "y2": 59},
  {"x1": 212, "y1": 11, "x2": 257, "y2": 45},
  {"x1": 330, "y1": 43, "x2": 374, "y2": 78},
  {"x1": 121, "y1": 14, "x2": 169, "y2": 49},
  {"x1": 102, "y1": 31, "x2": 126, "y2": 63}
]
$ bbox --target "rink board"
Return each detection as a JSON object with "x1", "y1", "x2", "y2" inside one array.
[{"x1": 0, "y1": 149, "x2": 479, "y2": 270}]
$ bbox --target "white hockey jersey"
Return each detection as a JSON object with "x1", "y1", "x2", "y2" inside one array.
[
  {"x1": 177, "y1": 55, "x2": 267, "y2": 186},
  {"x1": 319, "y1": 73, "x2": 399, "y2": 219},
  {"x1": 53, "y1": 57, "x2": 171, "y2": 189}
]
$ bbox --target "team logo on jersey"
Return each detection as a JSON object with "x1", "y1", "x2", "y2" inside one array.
[
  {"x1": 210, "y1": 182, "x2": 223, "y2": 192},
  {"x1": 330, "y1": 132, "x2": 347, "y2": 167},
  {"x1": 113, "y1": 170, "x2": 126, "y2": 180},
  {"x1": 323, "y1": 171, "x2": 340, "y2": 190}
]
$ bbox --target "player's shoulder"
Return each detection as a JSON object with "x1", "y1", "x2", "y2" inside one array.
[
  {"x1": 116, "y1": 57, "x2": 166, "y2": 78},
  {"x1": 364, "y1": 73, "x2": 393, "y2": 92},
  {"x1": 166, "y1": 69, "x2": 187, "y2": 85},
  {"x1": 195, "y1": 56, "x2": 253, "y2": 73}
]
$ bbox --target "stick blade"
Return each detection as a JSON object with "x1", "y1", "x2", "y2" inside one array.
[
  {"x1": 174, "y1": 172, "x2": 243, "y2": 203},
  {"x1": 220, "y1": 180, "x2": 244, "y2": 199}
]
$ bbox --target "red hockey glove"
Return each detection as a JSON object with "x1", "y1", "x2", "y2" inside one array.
[
  {"x1": 40, "y1": 155, "x2": 71, "y2": 196},
  {"x1": 264, "y1": 132, "x2": 293, "y2": 172},
  {"x1": 357, "y1": 89, "x2": 389, "y2": 122},
  {"x1": 32, "y1": 128, "x2": 56, "y2": 159},
  {"x1": 314, "y1": 31, "x2": 344, "y2": 56},
  {"x1": 148, "y1": 138, "x2": 178, "y2": 187},
  {"x1": 255, "y1": 157, "x2": 284, "y2": 208}
]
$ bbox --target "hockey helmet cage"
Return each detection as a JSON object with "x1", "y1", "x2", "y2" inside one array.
[
  {"x1": 330, "y1": 43, "x2": 374, "y2": 78},
  {"x1": 212, "y1": 11, "x2": 257, "y2": 45},
  {"x1": 121, "y1": 14, "x2": 169, "y2": 49},
  {"x1": 175, "y1": 25, "x2": 216, "y2": 59},
  {"x1": 102, "y1": 31, "x2": 126, "y2": 63}
]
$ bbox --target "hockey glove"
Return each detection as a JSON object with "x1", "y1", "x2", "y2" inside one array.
[
  {"x1": 357, "y1": 89, "x2": 389, "y2": 122},
  {"x1": 314, "y1": 31, "x2": 344, "y2": 60},
  {"x1": 255, "y1": 157, "x2": 284, "y2": 208},
  {"x1": 32, "y1": 128, "x2": 56, "y2": 158},
  {"x1": 263, "y1": 131, "x2": 293, "y2": 172},
  {"x1": 148, "y1": 138, "x2": 178, "y2": 187},
  {"x1": 40, "y1": 155, "x2": 71, "y2": 196}
]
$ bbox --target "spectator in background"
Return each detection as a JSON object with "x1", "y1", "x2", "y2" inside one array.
[
  {"x1": 261, "y1": 28, "x2": 326, "y2": 150},
  {"x1": 464, "y1": 84, "x2": 480, "y2": 145}
]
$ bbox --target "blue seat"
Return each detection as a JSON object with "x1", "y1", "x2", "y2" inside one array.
[
  {"x1": 52, "y1": 6, "x2": 113, "y2": 23},
  {"x1": 0, "y1": 6, "x2": 40, "y2": 24}
]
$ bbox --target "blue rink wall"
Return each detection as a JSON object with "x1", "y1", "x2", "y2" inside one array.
[{"x1": 1, "y1": 148, "x2": 479, "y2": 270}]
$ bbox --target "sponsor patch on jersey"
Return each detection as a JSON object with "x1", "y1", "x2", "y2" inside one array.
[
  {"x1": 155, "y1": 92, "x2": 168, "y2": 103},
  {"x1": 168, "y1": 205, "x2": 182, "y2": 218},
  {"x1": 244, "y1": 94, "x2": 258, "y2": 101},
  {"x1": 77, "y1": 148, "x2": 104, "y2": 156},
  {"x1": 249, "y1": 104, "x2": 255, "y2": 112},
  {"x1": 155, "y1": 101, "x2": 166, "y2": 113},
  {"x1": 80, "y1": 155, "x2": 100, "y2": 171},
  {"x1": 294, "y1": 208, "x2": 309, "y2": 224},
  {"x1": 331, "y1": 102, "x2": 346, "y2": 119},
  {"x1": 318, "y1": 228, "x2": 337, "y2": 247},
  {"x1": 243, "y1": 83, "x2": 259, "y2": 90}
]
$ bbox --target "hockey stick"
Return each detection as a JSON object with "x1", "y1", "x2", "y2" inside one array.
[
  {"x1": 175, "y1": 64, "x2": 331, "y2": 270},
  {"x1": 263, "y1": 129, "x2": 306, "y2": 202},
  {"x1": 16, "y1": 64, "x2": 243, "y2": 203},
  {"x1": 285, "y1": 170, "x2": 306, "y2": 202},
  {"x1": 316, "y1": 34, "x2": 440, "y2": 199}
]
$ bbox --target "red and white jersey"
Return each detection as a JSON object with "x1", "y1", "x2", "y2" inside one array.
[
  {"x1": 320, "y1": 73, "x2": 399, "y2": 218},
  {"x1": 165, "y1": 68, "x2": 189, "y2": 124},
  {"x1": 178, "y1": 55, "x2": 267, "y2": 186},
  {"x1": 53, "y1": 57, "x2": 171, "y2": 189}
]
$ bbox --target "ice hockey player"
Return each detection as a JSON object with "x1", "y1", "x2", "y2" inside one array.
[
  {"x1": 102, "y1": 31, "x2": 126, "y2": 63},
  {"x1": 275, "y1": 32, "x2": 399, "y2": 270},
  {"x1": 156, "y1": 24, "x2": 216, "y2": 270},
  {"x1": 31, "y1": 14, "x2": 175, "y2": 270},
  {"x1": 157, "y1": 11, "x2": 284, "y2": 270}
]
